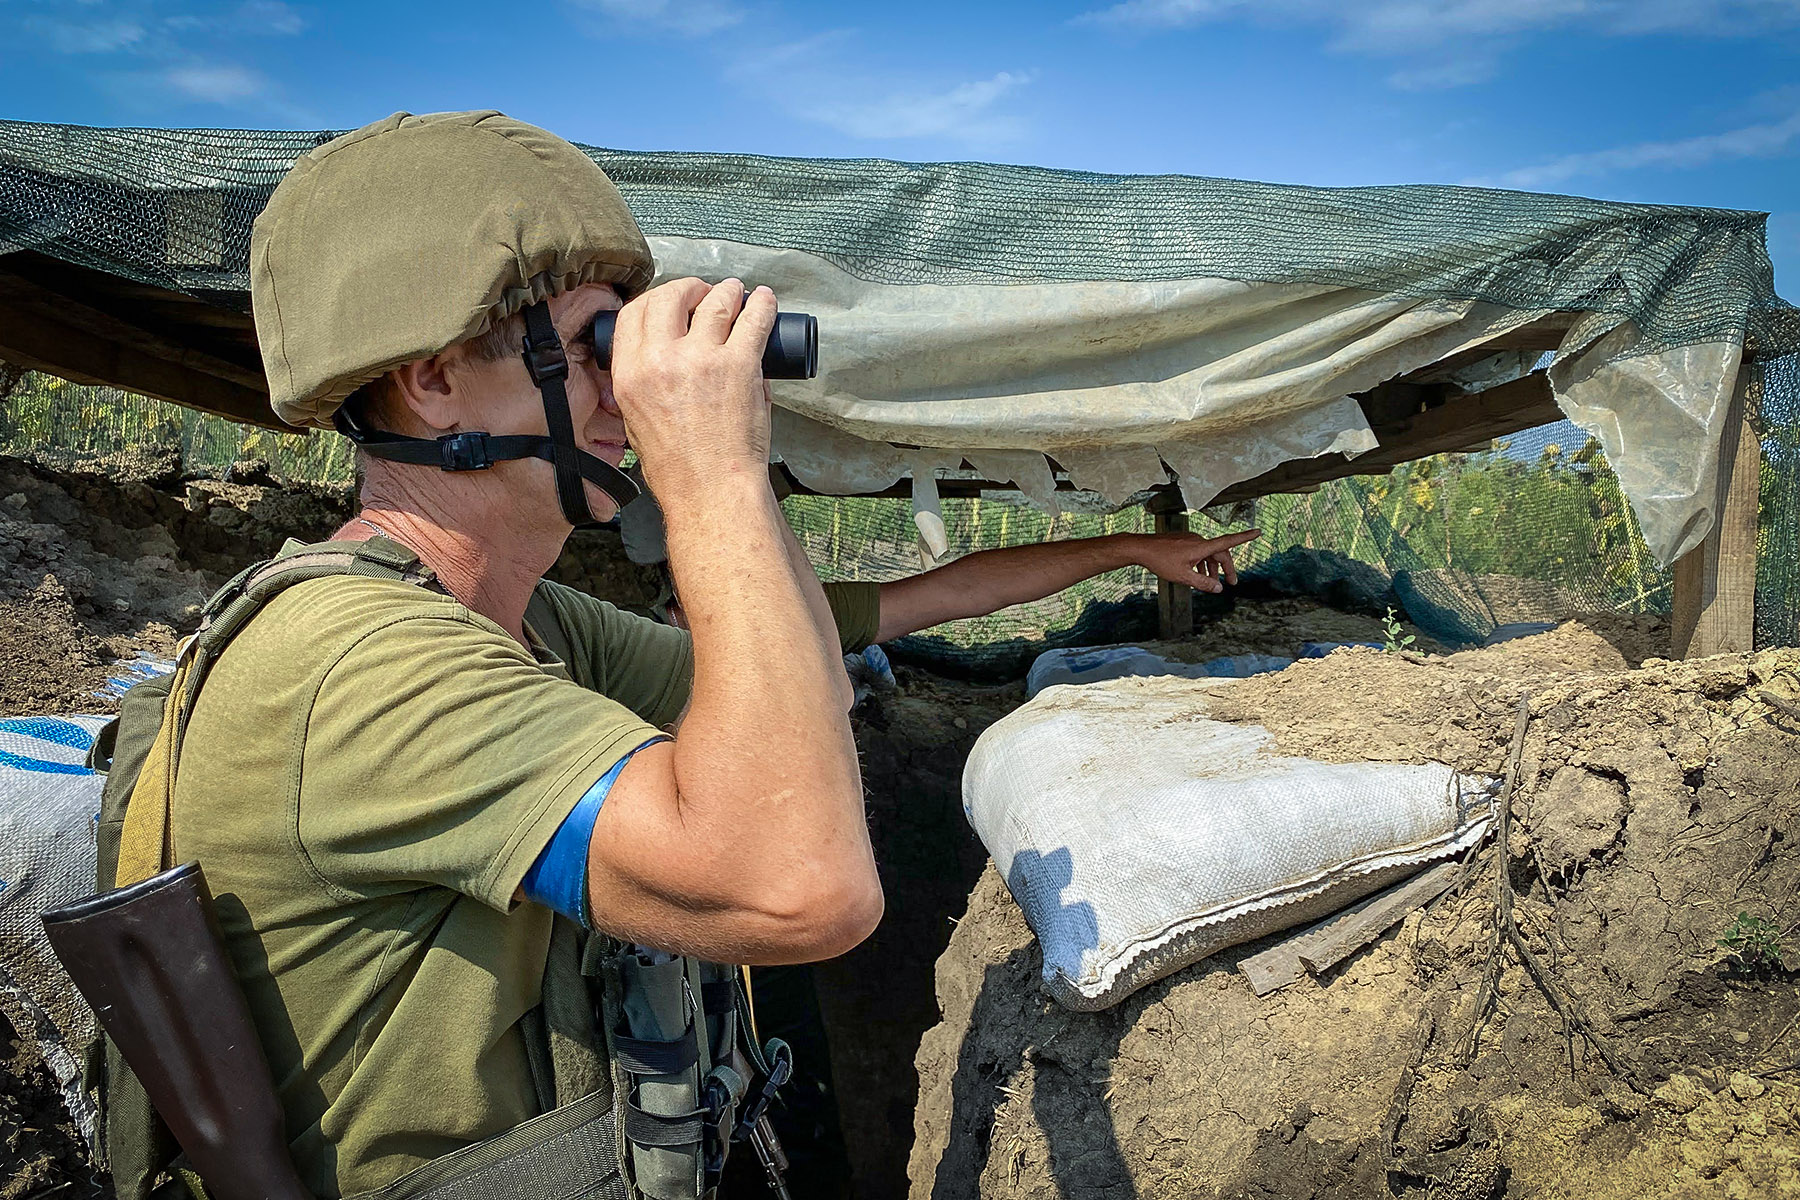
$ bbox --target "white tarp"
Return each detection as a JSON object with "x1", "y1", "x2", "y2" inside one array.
[
  {"x1": 655, "y1": 236, "x2": 1740, "y2": 565},
  {"x1": 0, "y1": 714, "x2": 109, "y2": 1147}
]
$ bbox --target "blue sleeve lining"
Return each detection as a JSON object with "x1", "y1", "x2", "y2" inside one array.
[{"x1": 521, "y1": 738, "x2": 664, "y2": 926}]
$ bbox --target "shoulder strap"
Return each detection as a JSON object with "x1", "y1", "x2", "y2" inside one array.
[{"x1": 113, "y1": 537, "x2": 439, "y2": 887}]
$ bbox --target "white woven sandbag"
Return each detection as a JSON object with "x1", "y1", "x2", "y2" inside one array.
[
  {"x1": 963, "y1": 679, "x2": 1492, "y2": 1010},
  {"x1": 0, "y1": 714, "x2": 109, "y2": 1145}
]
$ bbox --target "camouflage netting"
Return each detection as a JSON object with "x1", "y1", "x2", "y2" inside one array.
[
  {"x1": 1, "y1": 119, "x2": 1797, "y2": 667},
  {"x1": 2, "y1": 120, "x2": 1795, "y2": 348}
]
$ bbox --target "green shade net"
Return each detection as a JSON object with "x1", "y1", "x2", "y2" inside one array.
[{"x1": 2, "y1": 119, "x2": 1796, "y2": 666}]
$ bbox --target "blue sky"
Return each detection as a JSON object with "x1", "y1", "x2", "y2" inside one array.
[{"x1": 3, "y1": 0, "x2": 1797, "y2": 292}]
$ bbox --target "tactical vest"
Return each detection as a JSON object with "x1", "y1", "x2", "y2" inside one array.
[{"x1": 87, "y1": 537, "x2": 779, "y2": 1200}]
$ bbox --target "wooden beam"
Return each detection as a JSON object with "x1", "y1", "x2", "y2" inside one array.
[
  {"x1": 1149, "y1": 493, "x2": 1193, "y2": 639},
  {"x1": 0, "y1": 290, "x2": 286, "y2": 429},
  {"x1": 0, "y1": 270, "x2": 268, "y2": 391},
  {"x1": 1396, "y1": 312, "x2": 1575, "y2": 384},
  {"x1": 1239, "y1": 861, "x2": 1462, "y2": 997},
  {"x1": 1672, "y1": 366, "x2": 1760, "y2": 658},
  {"x1": 1461, "y1": 312, "x2": 1577, "y2": 353},
  {"x1": 1209, "y1": 372, "x2": 1562, "y2": 505}
]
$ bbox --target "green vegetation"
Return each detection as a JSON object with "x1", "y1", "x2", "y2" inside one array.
[
  {"x1": 1381, "y1": 606, "x2": 1416, "y2": 654},
  {"x1": 0, "y1": 372, "x2": 354, "y2": 484},
  {"x1": 1717, "y1": 912, "x2": 1787, "y2": 975},
  {"x1": 11, "y1": 369, "x2": 1788, "y2": 654},
  {"x1": 783, "y1": 432, "x2": 1683, "y2": 650},
  {"x1": 1220, "y1": 435, "x2": 1667, "y2": 611}
]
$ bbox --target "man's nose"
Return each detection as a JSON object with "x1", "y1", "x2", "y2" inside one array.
[
  {"x1": 594, "y1": 373, "x2": 624, "y2": 419},
  {"x1": 597, "y1": 385, "x2": 626, "y2": 422}
]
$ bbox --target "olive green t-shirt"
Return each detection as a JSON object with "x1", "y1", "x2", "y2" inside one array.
[{"x1": 172, "y1": 566, "x2": 880, "y2": 1197}]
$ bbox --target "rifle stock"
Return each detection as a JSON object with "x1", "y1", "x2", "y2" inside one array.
[{"x1": 42, "y1": 861, "x2": 313, "y2": 1200}]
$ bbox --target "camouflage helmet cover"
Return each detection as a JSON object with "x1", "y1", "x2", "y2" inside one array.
[{"x1": 251, "y1": 111, "x2": 654, "y2": 429}]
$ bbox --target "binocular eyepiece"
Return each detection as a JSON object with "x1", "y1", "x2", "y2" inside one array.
[{"x1": 590, "y1": 308, "x2": 818, "y2": 380}]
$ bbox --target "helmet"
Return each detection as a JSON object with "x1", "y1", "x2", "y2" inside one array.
[
  {"x1": 253, "y1": 110, "x2": 652, "y2": 428},
  {"x1": 251, "y1": 111, "x2": 654, "y2": 522}
]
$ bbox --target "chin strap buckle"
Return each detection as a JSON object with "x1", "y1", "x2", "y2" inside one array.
[
  {"x1": 520, "y1": 332, "x2": 569, "y2": 385},
  {"x1": 437, "y1": 431, "x2": 494, "y2": 471}
]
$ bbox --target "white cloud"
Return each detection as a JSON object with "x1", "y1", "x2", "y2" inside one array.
[
  {"x1": 162, "y1": 63, "x2": 269, "y2": 103},
  {"x1": 14, "y1": 1, "x2": 306, "y2": 115},
  {"x1": 814, "y1": 71, "x2": 1033, "y2": 140},
  {"x1": 1080, "y1": 0, "x2": 1800, "y2": 40},
  {"x1": 20, "y1": 0, "x2": 303, "y2": 56},
  {"x1": 25, "y1": 15, "x2": 147, "y2": 53},
  {"x1": 1075, "y1": 0, "x2": 1800, "y2": 87},
  {"x1": 571, "y1": 0, "x2": 746, "y2": 37},
  {"x1": 1470, "y1": 110, "x2": 1800, "y2": 188},
  {"x1": 728, "y1": 37, "x2": 1033, "y2": 143},
  {"x1": 1385, "y1": 55, "x2": 1502, "y2": 90},
  {"x1": 235, "y1": 1, "x2": 305, "y2": 36},
  {"x1": 565, "y1": 4, "x2": 1033, "y2": 144}
]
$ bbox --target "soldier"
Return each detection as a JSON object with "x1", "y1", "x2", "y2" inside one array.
[{"x1": 124, "y1": 110, "x2": 878, "y2": 1200}]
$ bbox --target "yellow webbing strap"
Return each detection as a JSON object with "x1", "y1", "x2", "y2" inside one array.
[
  {"x1": 740, "y1": 966, "x2": 762, "y2": 1047},
  {"x1": 114, "y1": 655, "x2": 196, "y2": 887},
  {"x1": 110, "y1": 539, "x2": 432, "y2": 890}
]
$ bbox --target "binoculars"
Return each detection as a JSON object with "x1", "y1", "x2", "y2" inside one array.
[{"x1": 591, "y1": 308, "x2": 818, "y2": 380}]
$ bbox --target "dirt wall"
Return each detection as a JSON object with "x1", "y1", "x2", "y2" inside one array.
[{"x1": 912, "y1": 632, "x2": 1800, "y2": 1199}]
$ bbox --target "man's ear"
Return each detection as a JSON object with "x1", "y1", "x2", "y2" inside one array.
[{"x1": 389, "y1": 353, "x2": 459, "y2": 435}]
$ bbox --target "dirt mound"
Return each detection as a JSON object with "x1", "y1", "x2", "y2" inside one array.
[
  {"x1": 0, "y1": 454, "x2": 351, "y2": 1195},
  {"x1": 1128, "y1": 595, "x2": 1443, "y2": 661},
  {"x1": 2, "y1": 449, "x2": 1752, "y2": 1200},
  {"x1": 912, "y1": 637, "x2": 1800, "y2": 1199},
  {"x1": 1, "y1": 1010, "x2": 107, "y2": 1200},
  {"x1": 0, "y1": 454, "x2": 355, "y2": 717}
]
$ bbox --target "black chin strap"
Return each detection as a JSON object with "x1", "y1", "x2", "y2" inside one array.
[{"x1": 332, "y1": 300, "x2": 639, "y2": 527}]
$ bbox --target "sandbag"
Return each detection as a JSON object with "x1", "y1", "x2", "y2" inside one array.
[
  {"x1": 962, "y1": 678, "x2": 1492, "y2": 1010},
  {"x1": 0, "y1": 714, "x2": 111, "y2": 1144}
]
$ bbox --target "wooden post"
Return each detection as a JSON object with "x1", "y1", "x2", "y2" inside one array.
[
  {"x1": 1672, "y1": 366, "x2": 1761, "y2": 659},
  {"x1": 1150, "y1": 493, "x2": 1193, "y2": 640}
]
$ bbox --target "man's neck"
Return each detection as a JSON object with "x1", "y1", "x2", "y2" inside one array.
[{"x1": 334, "y1": 496, "x2": 562, "y2": 646}]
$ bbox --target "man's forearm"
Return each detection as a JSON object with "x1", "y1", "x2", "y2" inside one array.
[
  {"x1": 660, "y1": 478, "x2": 868, "y2": 892},
  {"x1": 874, "y1": 534, "x2": 1139, "y2": 642},
  {"x1": 779, "y1": 516, "x2": 855, "y2": 703}
]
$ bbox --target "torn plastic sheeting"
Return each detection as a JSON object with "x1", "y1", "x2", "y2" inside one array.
[{"x1": 657, "y1": 237, "x2": 1735, "y2": 565}]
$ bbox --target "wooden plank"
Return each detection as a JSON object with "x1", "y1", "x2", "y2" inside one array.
[
  {"x1": 1150, "y1": 498, "x2": 1193, "y2": 638},
  {"x1": 1673, "y1": 365, "x2": 1761, "y2": 658},
  {"x1": 0, "y1": 269, "x2": 268, "y2": 391},
  {"x1": 0, "y1": 293, "x2": 287, "y2": 430},
  {"x1": 1480, "y1": 314, "x2": 1578, "y2": 351},
  {"x1": 1209, "y1": 372, "x2": 1562, "y2": 506},
  {"x1": 0, "y1": 358, "x2": 23, "y2": 402},
  {"x1": 1239, "y1": 860, "x2": 1463, "y2": 997}
]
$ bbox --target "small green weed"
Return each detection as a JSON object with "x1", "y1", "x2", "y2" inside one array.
[
  {"x1": 1382, "y1": 606, "x2": 1416, "y2": 654},
  {"x1": 1717, "y1": 912, "x2": 1786, "y2": 974}
]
